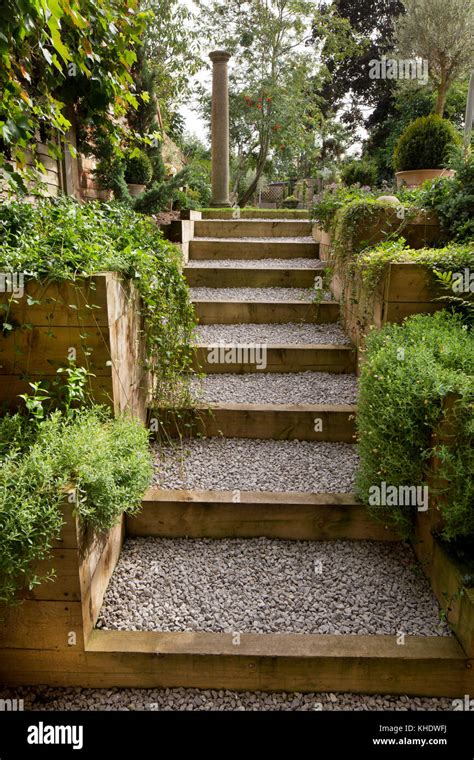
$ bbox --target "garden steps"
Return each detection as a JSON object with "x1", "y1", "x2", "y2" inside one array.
[
  {"x1": 153, "y1": 402, "x2": 356, "y2": 442},
  {"x1": 126, "y1": 489, "x2": 395, "y2": 542},
  {"x1": 191, "y1": 299, "x2": 339, "y2": 325},
  {"x1": 194, "y1": 219, "x2": 312, "y2": 238},
  {"x1": 184, "y1": 262, "x2": 324, "y2": 288},
  {"x1": 5, "y1": 217, "x2": 470, "y2": 699},
  {"x1": 192, "y1": 342, "x2": 356, "y2": 374},
  {"x1": 189, "y1": 238, "x2": 319, "y2": 260}
]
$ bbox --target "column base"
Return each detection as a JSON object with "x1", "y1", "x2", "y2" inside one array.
[{"x1": 209, "y1": 201, "x2": 233, "y2": 208}]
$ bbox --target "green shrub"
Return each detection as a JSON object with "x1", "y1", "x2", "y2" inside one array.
[
  {"x1": 341, "y1": 160, "x2": 377, "y2": 188},
  {"x1": 419, "y1": 147, "x2": 474, "y2": 243},
  {"x1": 0, "y1": 407, "x2": 152, "y2": 604},
  {"x1": 311, "y1": 185, "x2": 378, "y2": 232},
  {"x1": 124, "y1": 150, "x2": 153, "y2": 186},
  {"x1": 393, "y1": 115, "x2": 461, "y2": 172},
  {"x1": 356, "y1": 311, "x2": 474, "y2": 540},
  {"x1": 0, "y1": 198, "x2": 195, "y2": 404}
]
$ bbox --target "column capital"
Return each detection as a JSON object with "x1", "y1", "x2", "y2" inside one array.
[{"x1": 209, "y1": 50, "x2": 231, "y2": 64}]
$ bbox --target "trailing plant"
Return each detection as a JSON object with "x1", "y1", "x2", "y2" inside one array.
[
  {"x1": 393, "y1": 115, "x2": 462, "y2": 172},
  {"x1": 356, "y1": 311, "x2": 474, "y2": 540},
  {"x1": 0, "y1": 198, "x2": 196, "y2": 405},
  {"x1": 311, "y1": 185, "x2": 378, "y2": 232}
]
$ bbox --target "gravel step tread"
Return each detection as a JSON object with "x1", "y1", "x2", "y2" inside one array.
[
  {"x1": 194, "y1": 236, "x2": 316, "y2": 244},
  {"x1": 98, "y1": 537, "x2": 449, "y2": 637},
  {"x1": 190, "y1": 287, "x2": 332, "y2": 302},
  {"x1": 190, "y1": 373, "x2": 358, "y2": 405},
  {"x1": 193, "y1": 323, "x2": 351, "y2": 345},
  {"x1": 153, "y1": 439, "x2": 358, "y2": 493},
  {"x1": 0, "y1": 685, "x2": 453, "y2": 711},
  {"x1": 185, "y1": 259, "x2": 325, "y2": 269}
]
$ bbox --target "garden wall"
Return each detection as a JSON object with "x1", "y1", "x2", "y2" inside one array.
[{"x1": 0, "y1": 273, "x2": 148, "y2": 421}]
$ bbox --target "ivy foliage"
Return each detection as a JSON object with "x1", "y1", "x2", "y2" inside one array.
[
  {"x1": 0, "y1": 0, "x2": 148, "y2": 191},
  {"x1": 0, "y1": 198, "x2": 196, "y2": 403}
]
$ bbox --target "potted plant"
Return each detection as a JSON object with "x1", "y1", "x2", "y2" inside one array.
[
  {"x1": 124, "y1": 150, "x2": 153, "y2": 196},
  {"x1": 282, "y1": 194, "x2": 299, "y2": 209},
  {"x1": 393, "y1": 115, "x2": 460, "y2": 188}
]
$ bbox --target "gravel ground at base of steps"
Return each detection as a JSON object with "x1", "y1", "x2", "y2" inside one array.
[
  {"x1": 190, "y1": 372, "x2": 358, "y2": 405},
  {"x1": 194, "y1": 236, "x2": 316, "y2": 244},
  {"x1": 194, "y1": 323, "x2": 350, "y2": 345},
  {"x1": 190, "y1": 287, "x2": 333, "y2": 302},
  {"x1": 186, "y1": 258, "x2": 324, "y2": 269},
  {"x1": 152, "y1": 439, "x2": 358, "y2": 493},
  {"x1": 0, "y1": 685, "x2": 454, "y2": 711},
  {"x1": 98, "y1": 537, "x2": 448, "y2": 637}
]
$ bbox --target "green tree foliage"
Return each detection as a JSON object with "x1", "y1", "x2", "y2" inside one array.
[{"x1": 0, "y1": 0, "x2": 148, "y2": 190}]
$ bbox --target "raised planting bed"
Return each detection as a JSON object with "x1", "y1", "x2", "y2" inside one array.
[
  {"x1": 337, "y1": 261, "x2": 447, "y2": 347},
  {"x1": 0, "y1": 273, "x2": 147, "y2": 420},
  {"x1": 199, "y1": 208, "x2": 309, "y2": 220},
  {"x1": 312, "y1": 207, "x2": 442, "y2": 261}
]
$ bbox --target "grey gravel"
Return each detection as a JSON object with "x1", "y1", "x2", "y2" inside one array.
[
  {"x1": 195, "y1": 236, "x2": 316, "y2": 244},
  {"x1": 98, "y1": 538, "x2": 449, "y2": 637},
  {"x1": 191, "y1": 372, "x2": 358, "y2": 405},
  {"x1": 0, "y1": 685, "x2": 454, "y2": 711},
  {"x1": 186, "y1": 258, "x2": 324, "y2": 269},
  {"x1": 194, "y1": 323, "x2": 351, "y2": 345},
  {"x1": 153, "y1": 439, "x2": 358, "y2": 493},
  {"x1": 191, "y1": 287, "x2": 330, "y2": 302}
]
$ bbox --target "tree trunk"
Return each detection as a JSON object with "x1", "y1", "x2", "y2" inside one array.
[
  {"x1": 435, "y1": 69, "x2": 449, "y2": 116},
  {"x1": 238, "y1": 137, "x2": 269, "y2": 207}
]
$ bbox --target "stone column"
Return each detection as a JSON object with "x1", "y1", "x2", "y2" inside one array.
[{"x1": 209, "y1": 50, "x2": 231, "y2": 207}]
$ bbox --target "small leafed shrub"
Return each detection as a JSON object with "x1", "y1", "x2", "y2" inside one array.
[
  {"x1": 341, "y1": 160, "x2": 377, "y2": 188},
  {"x1": 356, "y1": 311, "x2": 474, "y2": 540},
  {"x1": 0, "y1": 407, "x2": 152, "y2": 604},
  {"x1": 419, "y1": 147, "x2": 474, "y2": 243},
  {"x1": 393, "y1": 115, "x2": 461, "y2": 172},
  {"x1": 124, "y1": 150, "x2": 153, "y2": 186}
]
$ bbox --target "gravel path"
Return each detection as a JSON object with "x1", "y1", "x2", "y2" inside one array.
[
  {"x1": 194, "y1": 323, "x2": 351, "y2": 345},
  {"x1": 191, "y1": 373, "x2": 358, "y2": 405},
  {"x1": 195, "y1": 236, "x2": 316, "y2": 244},
  {"x1": 0, "y1": 685, "x2": 454, "y2": 711},
  {"x1": 153, "y1": 439, "x2": 358, "y2": 493},
  {"x1": 98, "y1": 538, "x2": 449, "y2": 637},
  {"x1": 186, "y1": 259, "x2": 324, "y2": 269},
  {"x1": 191, "y1": 287, "x2": 330, "y2": 302}
]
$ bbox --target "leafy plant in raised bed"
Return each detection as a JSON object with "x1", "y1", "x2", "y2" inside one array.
[
  {"x1": 356, "y1": 311, "x2": 474, "y2": 540},
  {"x1": 0, "y1": 197, "x2": 196, "y2": 406},
  {"x1": 0, "y1": 374, "x2": 152, "y2": 605},
  {"x1": 419, "y1": 147, "x2": 474, "y2": 243}
]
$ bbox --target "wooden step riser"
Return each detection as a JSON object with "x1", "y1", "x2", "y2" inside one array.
[
  {"x1": 152, "y1": 405, "x2": 356, "y2": 442},
  {"x1": 192, "y1": 345, "x2": 357, "y2": 374},
  {"x1": 193, "y1": 301, "x2": 339, "y2": 325},
  {"x1": 200, "y1": 210, "x2": 309, "y2": 220},
  {"x1": 185, "y1": 267, "x2": 322, "y2": 288},
  {"x1": 127, "y1": 491, "x2": 395, "y2": 541},
  {"x1": 189, "y1": 241, "x2": 319, "y2": 260},
  {"x1": 194, "y1": 221, "x2": 312, "y2": 238},
  {"x1": 3, "y1": 632, "x2": 469, "y2": 696}
]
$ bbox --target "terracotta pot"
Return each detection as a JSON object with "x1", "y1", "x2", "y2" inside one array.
[
  {"x1": 395, "y1": 169, "x2": 455, "y2": 189},
  {"x1": 127, "y1": 183, "x2": 146, "y2": 197}
]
